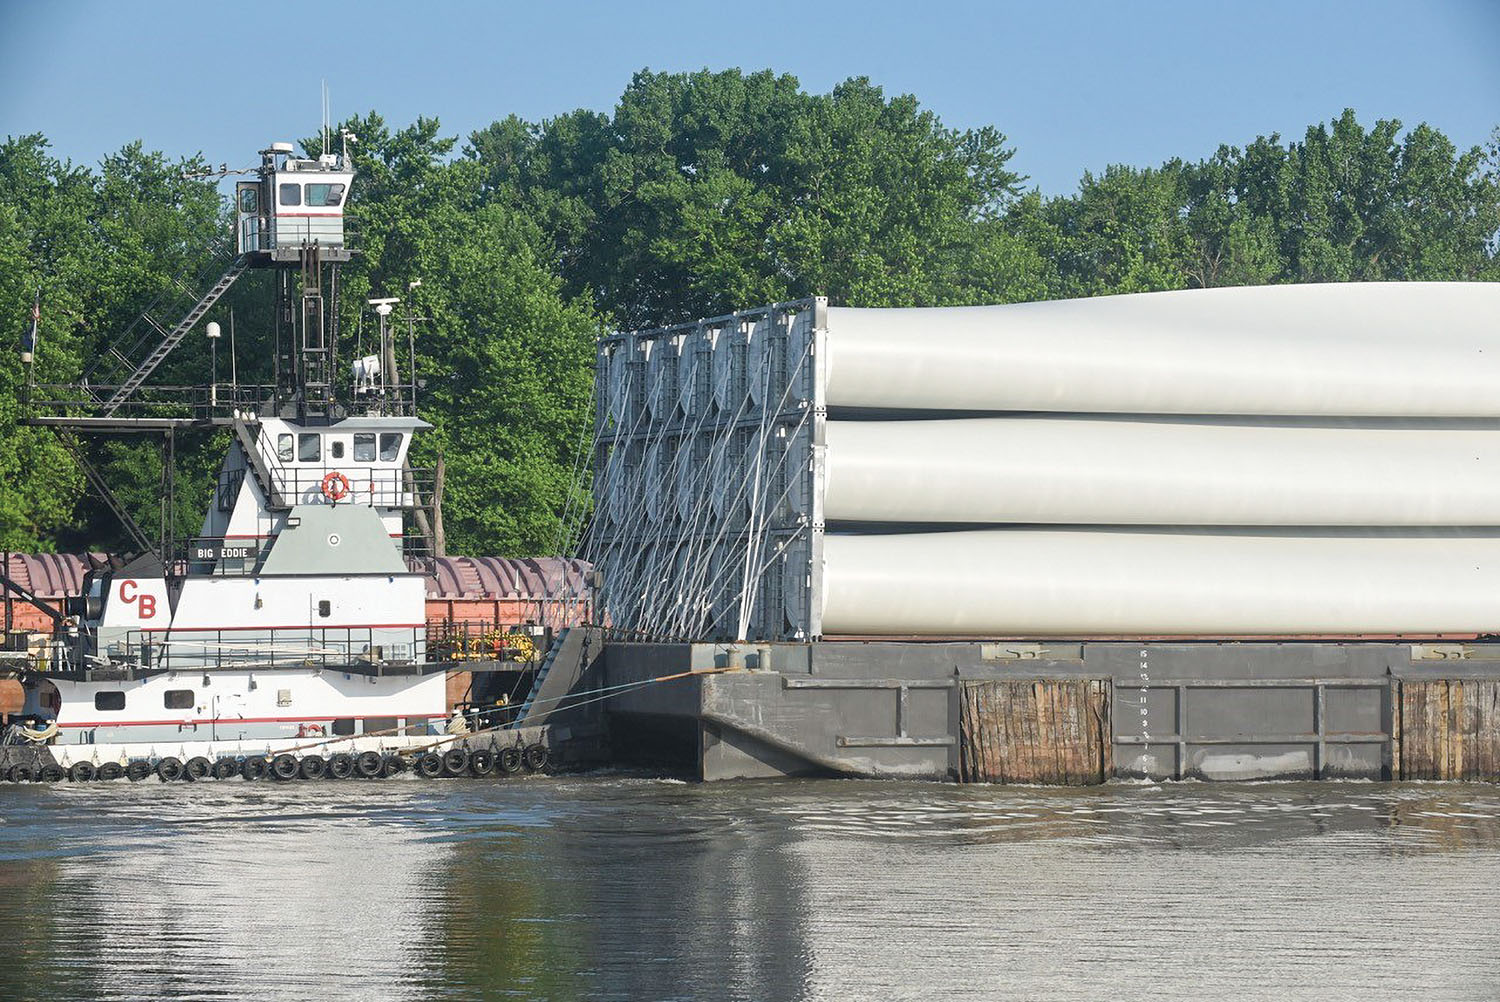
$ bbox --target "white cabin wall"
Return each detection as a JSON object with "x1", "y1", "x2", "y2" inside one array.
[
  {"x1": 169, "y1": 574, "x2": 427, "y2": 633},
  {"x1": 50, "y1": 669, "x2": 446, "y2": 748}
]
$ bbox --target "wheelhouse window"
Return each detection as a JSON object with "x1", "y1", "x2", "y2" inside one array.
[
  {"x1": 298, "y1": 433, "x2": 320, "y2": 462},
  {"x1": 277, "y1": 434, "x2": 294, "y2": 463},
  {"x1": 353, "y1": 434, "x2": 376, "y2": 462},
  {"x1": 304, "y1": 183, "x2": 345, "y2": 207},
  {"x1": 279, "y1": 183, "x2": 302, "y2": 206},
  {"x1": 94, "y1": 691, "x2": 125, "y2": 712},
  {"x1": 378, "y1": 433, "x2": 403, "y2": 462},
  {"x1": 163, "y1": 690, "x2": 194, "y2": 710}
]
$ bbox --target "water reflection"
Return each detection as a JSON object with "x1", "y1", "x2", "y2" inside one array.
[{"x1": 0, "y1": 778, "x2": 1498, "y2": 1001}]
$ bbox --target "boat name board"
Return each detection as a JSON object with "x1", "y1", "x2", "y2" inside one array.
[{"x1": 191, "y1": 541, "x2": 261, "y2": 562}]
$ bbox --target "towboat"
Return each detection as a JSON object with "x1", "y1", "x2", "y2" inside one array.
[{"x1": 0, "y1": 137, "x2": 562, "y2": 782}]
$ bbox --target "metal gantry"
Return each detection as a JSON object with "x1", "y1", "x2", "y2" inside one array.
[{"x1": 583, "y1": 299, "x2": 827, "y2": 642}]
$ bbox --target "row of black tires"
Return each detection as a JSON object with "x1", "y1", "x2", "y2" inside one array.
[{"x1": 5, "y1": 743, "x2": 550, "y2": 784}]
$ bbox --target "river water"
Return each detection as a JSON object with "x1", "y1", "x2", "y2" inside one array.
[{"x1": 0, "y1": 776, "x2": 1497, "y2": 1001}]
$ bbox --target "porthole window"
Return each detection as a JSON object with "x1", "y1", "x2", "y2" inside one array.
[
  {"x1": 163, "y1": 690, "x2": 194, "y2": 710},
  {"x1": 94, "y1": 691, "x2": 126, "y2": 711},
  {"x1": 330, "y1": 440, "x2": 345, "y2": 459}
]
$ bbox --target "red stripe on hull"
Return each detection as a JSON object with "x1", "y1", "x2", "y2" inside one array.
[
  {"x1": 58, "y1": 712, "x2": 447, "y2": 729},
  {"x1": 134, "y1": 622, "x2": 426, "y2": 633}
]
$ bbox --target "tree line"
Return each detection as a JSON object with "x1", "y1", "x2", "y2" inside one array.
[{"x1": 1, "y1": 68, "x2": 1497, "y2": 556}]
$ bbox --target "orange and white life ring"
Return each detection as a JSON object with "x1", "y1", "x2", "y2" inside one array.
[
  {"x1": 297, "y1": 722, "x2": 326, "y2": 738},
  {"x1": 321, "y1": 471, "x2": 351, "y2": 501}
]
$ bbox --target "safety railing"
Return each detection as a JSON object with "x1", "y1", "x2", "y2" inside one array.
[
  {"x1": 240, "y1": 217, "x2": 360, "y2": 255},
  {"x1": 249, "y1": 422, "x2": 290, "y2": 503},
  {"x1": 271, "y1": 465, "x2": 422, "y2": 507},
  {"x1": 111, "y1": 626, "x2": 426, "y2": 672},
  {"x1": 24, "y1": 382, "x2": 281, "y2": 423},
  {"x1": 426, "y1": 621, "x2": 552, "y2": 665}
]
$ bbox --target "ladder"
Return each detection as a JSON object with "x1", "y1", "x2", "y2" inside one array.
[
  {"x1": 100, "y1": 255, "x2": 250, "y2": 416},
  {"x1": 230, "y1": 417, "x2": 290, "y2": 510},
  {"x1": 508, "y1": 629, "x2": 568, "y2": 727}
]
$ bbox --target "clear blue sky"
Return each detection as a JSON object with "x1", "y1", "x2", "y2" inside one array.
[{"x1": 1, "y1": 0, "x2": 1496, "y2": 195}]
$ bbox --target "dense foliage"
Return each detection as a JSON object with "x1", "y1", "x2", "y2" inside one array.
[{"x1": 1, "y1": 70, "x2": 1497, "y2": 555}]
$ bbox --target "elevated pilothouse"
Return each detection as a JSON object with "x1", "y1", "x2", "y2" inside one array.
[{"x1": 235, "y1": 141, "x2": 355, "y2": 263}]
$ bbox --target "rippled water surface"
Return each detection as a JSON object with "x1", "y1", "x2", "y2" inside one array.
[{"x1": 1, "y1": 776, "x2": 1498, "y2": 1001}]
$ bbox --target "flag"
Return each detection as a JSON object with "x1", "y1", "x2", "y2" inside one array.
[{"x1": 20, "y1": 288, "x2": 38, "y2": 355}]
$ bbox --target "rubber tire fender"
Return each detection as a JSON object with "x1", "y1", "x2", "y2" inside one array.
[
  {"x1": 38, "y1": 764, "x2": 65, "y2": 783},
  {"x1": 184, "y1": 757, "x2": 212, "y2": 781},
  {"x1": 156, "y1": 757, "x2": 184, "y2": 782},
  {"x1": 270, "y1": 754, "x2": 300, "y2": 780},
  {"x1": 97, "y1": 762, "x2": 125, "y2": 782},
  {"x1": 241, "y1": 757, "x2": 269, "y2": 781},
  {"x1": 469, "y1": 748, "x2": 496, "y2": 777},
  {"x1": 415, "y1": 752, "x2": 444, "y2": 778},
  {"x1": 67, "y1": 762, "x2": 97, "y2": 783},
  {"x1": 7, "y1": 764, "x2": 36, "y2": 783},
  {"x1": 523, "y1": 744, "x2": 549, "y2": 772},
  {"x1": 298, "y1": 755, "x2": 327, "y2": 780},
  {"x1": 354, "y1": 751, "x2": 384, "y2": 778},
  {"x1": 125, "y1": 760, "x2": 152, "y2": 782},
  {"x1": 441, "y1": 748, "x2": 471, "y2": 777},
  {"x1": 211, "y1": 758, "x2": 239, "y2": 780},
  {"x1": 327, "y1": 753, "x2": 355, "y2": 779},
  {"x1": 381, "y1": 754, "x2": 408, "y2": 778}
]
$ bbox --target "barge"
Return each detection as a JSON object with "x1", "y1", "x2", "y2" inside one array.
[{"x1": 586, "y1": 286, "x2": 1500, "y2": 782}]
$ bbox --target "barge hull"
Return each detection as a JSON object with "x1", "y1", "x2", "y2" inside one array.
[{"x1": 603, "y1": 639, "x2": 1500, "y2": 782}]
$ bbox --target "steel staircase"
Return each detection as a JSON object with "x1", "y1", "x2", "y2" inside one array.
[
  {"x1": 509, "y1": 627, "x2": 596, "y2": 729},
  {"x1": 99, "y1": 254, "x2": 250, "y2": 416},
  {"x1": 230, "y1": 417, "x2": 290, "y2": 510},
  {"x1": 509, "y1": 629, "x2": 565, "y2": 726}
]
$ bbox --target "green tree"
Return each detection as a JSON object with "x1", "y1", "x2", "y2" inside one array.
[
  {"x1": 0, "y1": 136, "x2": 97, "y2": 550},
  {"x1": 470, "y1": 69, "x2": 1030, "y2": 327},
  {"x1": 336, "y1": 114, "x2": 601, "y2": 555},
  {"x1": 1023, "y1": 109, "x2": 1499, "y2": 297}
]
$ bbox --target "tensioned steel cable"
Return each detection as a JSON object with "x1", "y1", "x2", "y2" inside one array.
[
  {"x1": 576, "y1": 303, "x2": 822, "y2": 644},
  {"x1": 620, "y1": 319, "x2": 814, "y2": 641}
]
